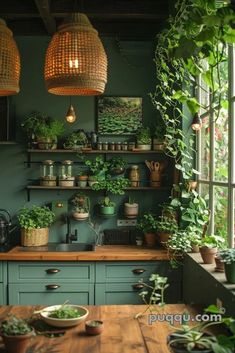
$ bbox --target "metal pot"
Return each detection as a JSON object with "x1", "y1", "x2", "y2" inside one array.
[{"x1": 0, "y1": 209, "x2": 12, "y2": 245}]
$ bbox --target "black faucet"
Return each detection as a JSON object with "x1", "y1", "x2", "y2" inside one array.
[{"x1": 65, "y1": 216, "x2": 78, "y2": 244}]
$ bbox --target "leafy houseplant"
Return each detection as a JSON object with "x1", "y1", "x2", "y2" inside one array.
[
  {"x1": 0, "y1": 315, "x2": 34, "y2": 353},
  {"x1": 85, "y1": 156, "x2": 109, "y2": 185},
  {"x1": 137, "y1": 213, "x2": 158, "y2": 247},
  {"x1": 109, "y1": 157, "x2": 127, "y2": 175},
  {"x1": 18, "y1": 206, "x2": 55, "y2": 247},
  {"x1": 91, "y1": 177, "x2": 130, "y2": 195},
  {"x1": 199, "y1": 235, "x2": 225, "y2": 264},
  {"x1": 157, "y1": 216, "x2": 178, "y2": 246},
  {"x1": 136, "y1": 126, "x2": 152, "y2": 150},
  {"x1": 124, "y1": 197, "x2": 139, "y2": 219},
  {"x1": 166, "y1": 230, "x2": 192, "y2": 268},
  {"x1": 99, "y1": 197, "x2": 115, "y2": 216},
  {"x1": 70, "y1": 193, "x2": 90, "y2": 221},
  {"x1": 219, "y1": 248, "x2": 235, "y2": 284},
  {"x1": 153, "y1": 121, "x2": 166, "y2": 151},
  {"x1": 63, "y1": 130, "x2": 88, "y2": 150},
  {"x1": 135, "y1": 274, "x2": 169, "y2": 318}
]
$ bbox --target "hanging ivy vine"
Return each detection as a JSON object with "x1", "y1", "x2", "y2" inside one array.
[{"x1": 151, "y1": 0, "x2": 235, "y2": 180}]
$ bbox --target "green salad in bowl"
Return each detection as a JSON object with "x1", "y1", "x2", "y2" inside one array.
[{"x1": 40, "y1": 304, "x2": 89, "y2": 327}]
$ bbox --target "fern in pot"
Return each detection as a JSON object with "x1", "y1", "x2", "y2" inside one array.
[{"x1": 18, "y1": 206, "x2": 55, "y2": 247}]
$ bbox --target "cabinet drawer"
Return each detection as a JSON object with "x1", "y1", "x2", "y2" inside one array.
[
  {"x1": 8, "y1": 283, "x2": 94, "y2": 305},
  {"x1": 8, "y1": 262, "x2": 94, "y2": 283},
  {"x1": 95, "y1": 281, "x2": 182, "y2": 305},
  {"x1": 96, "y1": 261, "x2": 177, "y2": 282}
]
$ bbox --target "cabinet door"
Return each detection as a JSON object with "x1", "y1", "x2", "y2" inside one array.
[
  {"x1": 8, "y1": 262, "x2": 94, "y2": 283},
  {"x1": 8, "y1": 283, "x2": 94, "y2": 305},
  {"x1": 0, "y1": 283, "x2": 5, "y2": 305}
]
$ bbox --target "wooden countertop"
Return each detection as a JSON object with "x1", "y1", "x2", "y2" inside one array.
[
  {"x1": 0, "y1": 245, "x2": 169, "y2": 261},
  {"x1": 0, "y1": 304, "x2": 196, "y2": 353}
]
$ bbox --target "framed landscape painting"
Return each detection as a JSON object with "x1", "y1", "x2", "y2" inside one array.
[{"x1": 96, "y1": 96, "x2": 142, "y2": 135}]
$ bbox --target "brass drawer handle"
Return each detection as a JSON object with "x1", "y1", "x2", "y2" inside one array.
[
  {"x1": 132, "y1": 269, "x2": 146, "y2": 274},
  {"x1": 132, "y1": 284, "x2": 144, "y2": 290},
  {"x1": 46, "y1": 284, "x2": 60, "y2": 290},
  {"x1": 46, "y1": 269, "x2": 61, "y2": 274}
]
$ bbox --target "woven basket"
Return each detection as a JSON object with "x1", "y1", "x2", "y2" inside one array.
[
  {"x1": 44, "y1": 13, "x2": 107, "y2": 95},
  {"x1": 0, "y1": 19, "x2": 20, "y2": 96},
  {"x1": 21, "y1": 227, "x2": 49, "y2": 247}
]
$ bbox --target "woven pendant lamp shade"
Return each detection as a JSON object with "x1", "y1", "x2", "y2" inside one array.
[
  {"x1": 0, "y1": 19, "x2": 20, "y2": 96},
  {"x1": 44, "y1": 13, "x2": 107, "y2": 95}
]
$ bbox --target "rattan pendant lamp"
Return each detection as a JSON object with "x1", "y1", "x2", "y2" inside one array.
[
  {"x1": 44, "y1": 13, "x2": 107, "y2": 95},
  {"x1": 0, "y1": 19, "x2": 20, "y2": 96}
]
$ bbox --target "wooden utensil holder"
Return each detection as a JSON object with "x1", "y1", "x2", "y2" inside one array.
[{"x1": 150, "y1": 171, "x2": 162, "y2": 187}]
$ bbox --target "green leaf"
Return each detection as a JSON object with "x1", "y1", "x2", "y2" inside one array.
[{"x1": 186, "y1": 98, "x2": 201, "y2": 115}]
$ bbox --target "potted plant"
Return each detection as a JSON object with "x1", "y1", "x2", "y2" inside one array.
[
  {"x1": 136, "y1": 213, "x2": 158, "y2": 248},
  {"x1": 157, "y1": 216, "x2": 178, "y2": 246},
  {"x1": 124, "y1": 197, "x2": 139, "y2": 219},
  {"x1": 109, "y1": 157, "x2": 127, "y2": 175},
  {"x1": 152, "y1": 122, "x2": 166, "y2": 151},
  {"x1": 92, "y1": 176, "x2": 130, "y2": 195},
  {"x1": 99, "y1": 197, "x2": 115, "y2": 216},
  {"x1": 199, "y1": 235, "x2": 225, "y2": 264},
  {"x1": 136, "y1": 126, "x2": 152, "y2": 150},
  {"x1": 18, "y1": 206, "x2": 55, "y2": 247},
  {"x1": 166, "y1": 230, "x2": 192, "y2": 268},
  {"x1": 21, "y1": 112, "x2": 64, "y2": 149},
  {"x1": 70, "y1": 193, "x2": 90, "y2": 221},
  {"x1": 219, "y1": 248, "x2": 235, "y2": 283},
  {"x1": 186, "y1": 225, "x2": 202, "y2": 253},
  {"x1": 0, "y1": 315, "x2": 34, "y2": 353},
  {"x1": 63, "y1": 130, "x2": 88, "y2": 150},
  {"x1": 76, "y1": 172, "x2": 89, "y2": 188},
  {"x1": 85, "y1": 156, "x2": 110, "y2": 186}
]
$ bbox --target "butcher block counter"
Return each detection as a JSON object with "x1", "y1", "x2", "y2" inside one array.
[
  {"x1": 0, "y1": 245, "x2": 169, "y2": 261},
  {"x1": 0, "y1": 304, "x2": 196, "y2": 353}
]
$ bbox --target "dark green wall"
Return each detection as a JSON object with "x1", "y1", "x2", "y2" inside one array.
[{"x1": 0, "y1": 36, "x2": 171, "y2": 243}]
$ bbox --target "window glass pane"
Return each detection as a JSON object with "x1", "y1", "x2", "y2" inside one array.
[
  {"x1": 214, "y1": 58, "x2": 228, "y2": 182},
  {"x1": 200, "y1": 116, "x2": 210, "y2": 180},
  {"x1": 214, "y1": 186, "x2": 228, "y2": 244}
]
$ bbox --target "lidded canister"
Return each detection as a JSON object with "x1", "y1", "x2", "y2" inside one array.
[
  {"x1": 58, "y1": 160, "x2": 75, "y2": 187},
  {"x1": 40, "y1": 160, "x2": 56, "y2": 187}
]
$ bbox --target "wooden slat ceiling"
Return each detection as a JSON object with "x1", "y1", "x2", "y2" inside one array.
[{"x1": 0, "y1": 0, "x2": 170, "y2": 39}]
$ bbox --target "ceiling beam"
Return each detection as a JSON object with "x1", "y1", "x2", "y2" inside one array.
[{"x1": 34, "y1": 0, "x2": 56, "y2": 35}]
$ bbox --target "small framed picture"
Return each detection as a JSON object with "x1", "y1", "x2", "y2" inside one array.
[{"x1": 96, "y1": 96, "x2": 143, "y2": 135}]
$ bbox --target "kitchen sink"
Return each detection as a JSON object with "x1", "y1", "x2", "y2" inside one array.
[{"x1": 19, "y1": 243, "x2": 95, "y2": 252}]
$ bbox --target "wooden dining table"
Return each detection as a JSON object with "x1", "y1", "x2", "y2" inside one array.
[{"x1": 0, "y1": 304, "x2": 197, "y2": 353}]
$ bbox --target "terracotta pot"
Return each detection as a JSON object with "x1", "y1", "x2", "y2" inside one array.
[
  {"x1": 215, "y1": 256, "x2": 225, "y2": 272},
  {"x1": 2, "y1": 331, "x2": 34, "y2": 353},
  {"x1": 85, "y1": 320, "x2": 103, "y2": 335},
  {"x1": 191, "y1": 244, "x2": 200, "y2": 253},
  {"x1": 199, "y1": 246, "x2": 217, "y2": 264},
  {"x1": 144, "y1": 233, "x2": 157, "y2": 248},
  {"x1": 158, "y1": 231, "x2": 171, "y2": 247}
]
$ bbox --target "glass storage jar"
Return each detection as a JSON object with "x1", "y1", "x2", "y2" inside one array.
[
  {"x1": 115, "y1": 142, "x2": 121, "y2": 151},
  {"x1": 102, "y1": 142, "x2": 108, "y2": 151},
  {"x1": 129, "y1": 165, "x2": 140, "y2": 187},
  {"x1": 121, "y1": 142, "x2": 128, "y2": 151},
  {"x1": 109, "y1": 142, "x2": 115, "y2": 151},
  {"x1": 58, "y1": 160, "x2": 75, "y2": 187},
  {"x1": 40, "y1": 160, "x2": 56, "y2": 187}
]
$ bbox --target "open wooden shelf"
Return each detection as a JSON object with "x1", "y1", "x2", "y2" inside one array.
[{"x1": 27, "y1": 149, "x2": 161, "y2": 154}]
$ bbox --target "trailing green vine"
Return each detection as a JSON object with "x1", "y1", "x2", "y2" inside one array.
[{"x1": 151, "y1": 0, "x2": 235, "y2": 180}]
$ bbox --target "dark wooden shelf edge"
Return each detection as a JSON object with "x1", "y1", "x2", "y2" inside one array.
[
  {"x1": 27, "y1": 149, "x2": 163, "y2": 154},
  {"x1": 26, "y1": 186, "x2": 171, "y2": 190}
]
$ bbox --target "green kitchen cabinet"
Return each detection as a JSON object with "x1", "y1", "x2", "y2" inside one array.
[
  {"x1": 8, "y1": 261, "x2": 95, "y2": 305},
  {"x1": 95, "y1": 261, "x2": 182, "y2": 305},
  {"x1": 0, "y1": 261, "x2": 7, "y2": 305}
]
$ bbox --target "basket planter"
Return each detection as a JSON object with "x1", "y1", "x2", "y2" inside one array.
[
  {"x1": 2, "y1": 330, "x2": 34, "y2": 353},
  {"x1": 37, "y1": 137, "x2": 57, "y2": 150},
  {"x1": 136, "y1": 144, "x2": 151, "y2": 151},
  {"x1": 144, "y1": 232, "x2": 157, "y2": 248},
  {"x1": 224, "y1": 262, "x2": 235, "y2": 283},
  {"x1": 153, "y1": 139, "x2": 165, "y2": 151},
  {"x1": 199, "y1": 246, "x2": 217, "y2": 264},
  {"x1": 124, "y1": 203, "x2": 138, "y2": 219},
  {"x1": 21, "y1": 227, "x2": 49, "y2": 247},
  {"x1": 40, "y1": 176, "x2": 57, "y2": 187}
]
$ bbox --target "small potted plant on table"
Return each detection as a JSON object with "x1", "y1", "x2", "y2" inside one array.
[
  {"x1": 99, "y1": 196, "x2": 116, "y2": 216},
  {"x1": 0, "y1": 315, "x2": 34, "y2": 353},
  {"x1": 136, "y1": 126, "x2": 152, "y2": 150},
  {"x1": 136, "y1": 213, "x2": 158, "y2": 248},
  {"x1": 70, "y1": 193, "x2": 90, "y2": 221},
  {"x1": 199, "y1": 235, "x2": 225, "y2": 264},
  {"x1": 18, "y1": 206, "x2": 55, "y2": 247},
  {"x1": 219, "y1": 248, "x2": 235, "y2": 283}
]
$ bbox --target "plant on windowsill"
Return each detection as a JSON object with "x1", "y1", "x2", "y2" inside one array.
[
  {"x1": 70, "y1": 193, "x2": 90, "y2": 221},
  {"x1": 199, "y1": 235, "x2": 225, "y2": 265},
  {"x1": 18, "y1": 206, "x2": 55, "y2": 247},
  {"x1": 219, "y1": 248, "x2": 235, "y2": 284},
  {"x1": 135, "y1": 274, "x2": 169, "y2": 318},
  {"x1": 136, "y1": 213, "x2": 158, "y2": 248},
  {"x1": 166, "y1": 229, "x2": 192, "y2": 268},
  {"x1": 136, "y1": 126, "x2": 152, "y2": 150},
  {"x1": 0, "y1": 315, "x2": 35, "y2": 353}
]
